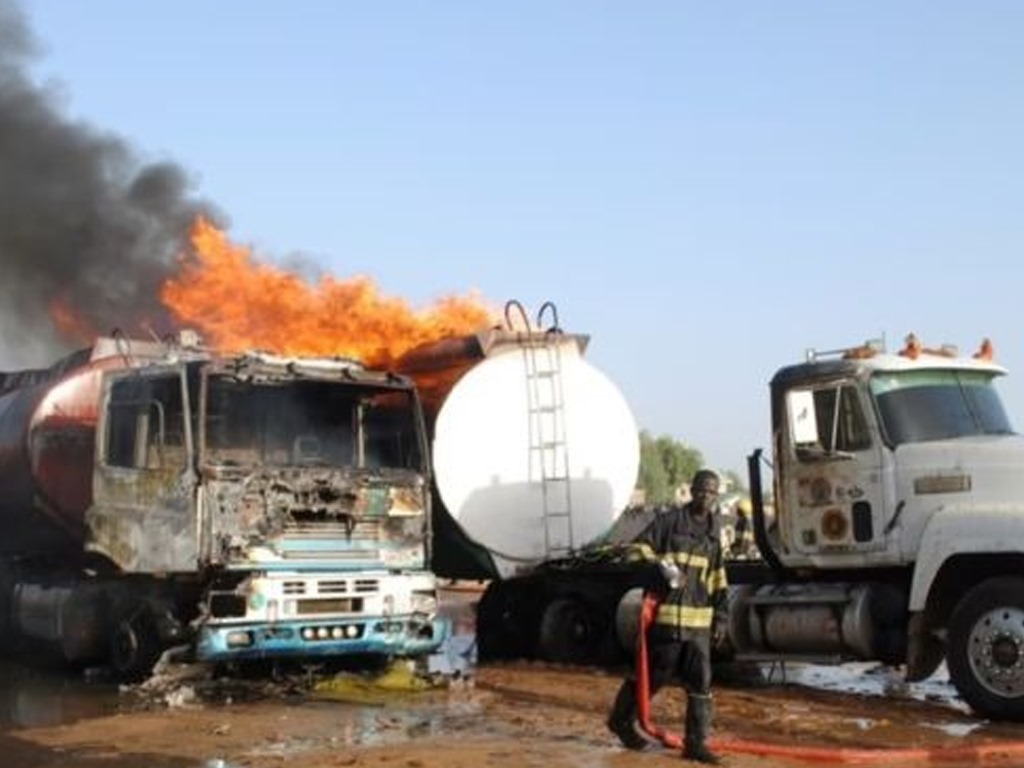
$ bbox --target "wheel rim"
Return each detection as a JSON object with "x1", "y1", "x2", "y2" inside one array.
[
  {"x1": 540, "y1": 599, "x2": 599, "y2": 661},
  {"x1": 564, "y1": 605, "x2": 592, "y2": 646},
  {"x1": 112, "y1": 623, "x2": 141, "y2": 671},
  {"x1": 967, "y1": 606, "x2": 1024, "y2": 698}
]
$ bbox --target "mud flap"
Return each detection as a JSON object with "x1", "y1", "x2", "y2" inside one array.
[{"x1": 905, "y1": 611, "x2": 944, "y2": 682}]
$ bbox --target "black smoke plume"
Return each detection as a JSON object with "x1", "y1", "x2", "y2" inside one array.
[{"x1": 0, "y1": 1, "x2": 220, "y2": 365}]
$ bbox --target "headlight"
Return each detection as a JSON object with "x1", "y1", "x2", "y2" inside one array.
[{"x1": 226, "y1": 630, "x2": 254, "y2": 648}]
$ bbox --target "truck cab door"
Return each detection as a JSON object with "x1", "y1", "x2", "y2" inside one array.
[
  {"x1": 778, "y1": 380, "x2": 888, "y2": 559},
  {"x1": 88, "y1": 365, "x2": 198, "y2": 572}
]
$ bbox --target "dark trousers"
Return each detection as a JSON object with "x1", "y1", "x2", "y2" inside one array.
[
  {"x1": 608, "y1": 632, "x2": 718, "y2": 760},
  {"x1": 647, "y1": 636, "x2": 712, "y2": 697},
  {"x1": 607, "y1": 635, "x2": 712, "y2": 739}
]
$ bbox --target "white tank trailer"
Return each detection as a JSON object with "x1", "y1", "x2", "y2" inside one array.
[{"x1": 395, "y1": 300, "x2": 648, "y2": 663}]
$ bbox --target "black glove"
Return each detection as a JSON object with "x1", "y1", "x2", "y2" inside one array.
[{"x1": 712, "y1": 616, "x2": 728, "y2": 648}]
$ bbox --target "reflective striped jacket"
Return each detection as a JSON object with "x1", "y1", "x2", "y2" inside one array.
[{"x1": 630, "y1": 504, "x2": 728, "y2": 641}]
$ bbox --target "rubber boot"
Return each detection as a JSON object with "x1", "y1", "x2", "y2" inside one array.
[
  {"x1": 606, "y1": 679, "x2": 650, "y2": 751},
  {"x1": 683, "y1": 693, "x2": 721, "y2": 764}
]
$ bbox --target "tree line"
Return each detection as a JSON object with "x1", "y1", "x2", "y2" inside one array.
[{"x1": 636, "y1": 430, "x2": 745, "y2": 505}]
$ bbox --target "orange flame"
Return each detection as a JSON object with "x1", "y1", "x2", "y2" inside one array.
[
  {"x1": 161, "y1": 218, "x2": 497, "y2": 367},
  {"x1": 49, "y1": 294, "x2": 99, "y2": 344}
]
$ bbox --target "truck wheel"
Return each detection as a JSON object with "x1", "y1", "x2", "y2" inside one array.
[
  {"x1": 948, "y1": 576, "x2": 1024, "y2": 721},
  {"x1": 109, "y1": 609, "x2": 163, "y2": 684},
  {"x1": 0, "y1": 563, "x2": 12, "y2": 652},
  {"x1": 537, "y1": 597, "x2": 603, "y2": 664},
  {"x1": 476, "y1": 582, "x2": 532, "y2": 660}
]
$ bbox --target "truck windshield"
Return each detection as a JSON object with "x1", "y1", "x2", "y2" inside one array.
[
  {"x1": 203, "y1": 377, "x2": 424, "y2": 471},
  {"x1": 870, "y1": 370, "x2": 1015, "y2": 446}
]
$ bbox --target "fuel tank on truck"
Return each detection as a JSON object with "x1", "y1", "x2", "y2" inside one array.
[
  {"x1": 0, "y1": 341, "x2": 133, "y2": 558},
  {"x1": 395, "y1": 302, "x2": 639, "y2": 580}
]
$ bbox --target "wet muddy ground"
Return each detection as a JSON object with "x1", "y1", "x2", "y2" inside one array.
[{"x1": 2, "y1": 590, "x2": 1024, "y2": 768}]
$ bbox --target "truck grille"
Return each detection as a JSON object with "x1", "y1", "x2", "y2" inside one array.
[
  {"x1": 279, "y1": 578, "x2": 380, "y2": 596},
  {"x1": 297, "y1": 597, "x2": 361, "y2": 615},
  {"x1": 280, "y1": 518, "x2": 382, "y2": 560},
  {"x1": 280, "y1": 549, "x2": 381, "y2": 561},
  {"x1": 296, "y1": 598, "x2": 360, "y2": 618},
  {"x1": 283, "y1": 519, "x2": 381, "y2": 540}
]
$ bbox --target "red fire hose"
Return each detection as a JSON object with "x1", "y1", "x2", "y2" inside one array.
[
  {"x1": 632, "y1": 592, "x2": 1024, "y2": 764},
  {"x1": 635, "y1": 592, "x2": 683, "y2": 749}
]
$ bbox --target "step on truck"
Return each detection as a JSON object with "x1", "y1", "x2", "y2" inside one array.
[{"x1": 0, "y1": 331, "x2": 446, "y2": 680}]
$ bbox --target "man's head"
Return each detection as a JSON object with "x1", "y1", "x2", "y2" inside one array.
[{"x1": 689, "y1": 469, "x2": 720, "y2": 517}]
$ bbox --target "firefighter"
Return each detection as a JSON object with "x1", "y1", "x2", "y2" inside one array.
[
  {"x1": 731, "y1": 497, "x2": 756, "y2": 558},
  {"x1": 606, "y1": 469, "x2": 729, "y2": 764}
]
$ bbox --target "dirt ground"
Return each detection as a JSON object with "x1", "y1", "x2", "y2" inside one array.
[{"x1": 4, "y1": 659, "x2": 1024, "y2": 768}]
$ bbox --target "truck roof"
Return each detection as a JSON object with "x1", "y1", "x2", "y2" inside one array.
[
  {"x1": 2, "y1": 332, "x2": 412, "y2": 393},
  {"x1": 773, "y1": 340, "x2": 1007, "y2": 388}
]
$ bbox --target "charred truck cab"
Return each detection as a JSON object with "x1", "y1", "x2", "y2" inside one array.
[
  {"x1": 735, "y1": 335, "x2": 1024, "y2": 720},
  {"x1": 0, "y1": 333, "x2": 446, "y2": 679}
]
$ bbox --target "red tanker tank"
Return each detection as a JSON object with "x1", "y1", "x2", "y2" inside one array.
[{"x1": 0, "y1": 343, "x2": 129, "y2": 557}]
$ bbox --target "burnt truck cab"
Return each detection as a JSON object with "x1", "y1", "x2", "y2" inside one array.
[
  {"x1": 85, "y1": 336, "x2": 446, "y2": 668},
  {"x1": 738, "y1": 335, "x2": 1024, "y2": 720}
]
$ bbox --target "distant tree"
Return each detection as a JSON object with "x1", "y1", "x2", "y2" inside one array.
[
  {"x1": 638, "y1": 436, "x2": 671, "y2": 503},
  {"x1": 637, "y1": 430, "x2": 704, "y2": 505}
]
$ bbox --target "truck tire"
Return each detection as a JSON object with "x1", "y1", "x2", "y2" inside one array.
[
  {"x1": 476, "y1": 581, "x2": 533, "y2": 660},
  {"x1": 948, "y1": 576, "x2": 1024, "y2": 721},
  {"x1": 109, "y1": 607, "x2": 163, "y2": 684},
  {"x1": 537, "y1": 597, "x2": 604, "y2": 664},
  {"x1": 0, "y1": 562, "x2": 12, "y2": 652}
]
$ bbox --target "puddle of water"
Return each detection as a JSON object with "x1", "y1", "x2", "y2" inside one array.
[
  {"x1": 766, "y1": 659, "x2": 999, "y2": 737},
  {"x1": 923, "y1": 720, "x2": 982, "y2": 737},
  {"x1": 777, "y1": 660, "x2": 968, "y2": 712},
  {"x1": 0, "y1": 661, "x2": 122, "y2": 730}
]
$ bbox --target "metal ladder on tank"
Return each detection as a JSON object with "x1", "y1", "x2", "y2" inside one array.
[{"x1": 519, "y1": 301, "x2": 574, "y2": 559}]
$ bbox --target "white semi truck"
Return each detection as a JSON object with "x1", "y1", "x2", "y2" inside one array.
[{"x1": 731, "y1": 333, "x2": 1024, "y2": 721}]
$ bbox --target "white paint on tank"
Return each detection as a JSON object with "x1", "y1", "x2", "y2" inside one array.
[{"x1": 431, "y1": 338, "x2": 639, "y2": 566}]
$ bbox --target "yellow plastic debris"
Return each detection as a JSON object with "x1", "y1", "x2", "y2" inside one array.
[{"x1": 313, "y1": 660, "x2": 439, "y2": 703}]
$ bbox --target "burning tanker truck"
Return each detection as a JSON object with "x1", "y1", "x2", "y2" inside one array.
[
  {"x1": 0, "y1": 331, "x2": 445, "y2": 680},
  {"x1": 400, "y1": 309, "x2": 1024, "y2": 721}
]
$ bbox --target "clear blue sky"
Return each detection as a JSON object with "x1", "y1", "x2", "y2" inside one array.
[{"x1": 13, "y1": 1, "x2": 1024, "y2": 476}]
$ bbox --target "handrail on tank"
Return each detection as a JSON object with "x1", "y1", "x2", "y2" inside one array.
[
  {"x1": 504, "y1": 299, "x2": 564, "y2": 337},
  {"x1": 503, "y1": 299, "x2": 532, "y2": 333},
  {"x1": 536, "y1": 301, "x2": 561, "y2": 334}
]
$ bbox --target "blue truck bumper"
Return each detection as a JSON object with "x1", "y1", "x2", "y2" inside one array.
[{"x1": 195, "y1": 615, "x2": 449, "y2": 662}]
